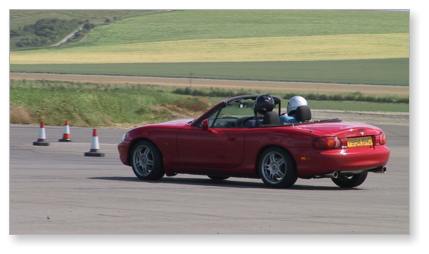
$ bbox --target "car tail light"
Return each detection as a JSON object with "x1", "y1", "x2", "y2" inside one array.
[
  {"x1": 313, "y1": 136, "x2": 341, "y2": 150},
  {"x1": 376, "y1": 133, "x2": 387, "y2": 145}
]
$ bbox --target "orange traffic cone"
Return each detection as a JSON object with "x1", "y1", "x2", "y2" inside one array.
[
  {"x1": 84, "y1": 128, "x2": 105, "y2": 157},
  {"x1": 33, "y1": 121, "x2": 50, "y2": 146},
  {"x1": 58, "y1": 120, "x2": 72, "y2": 142}
]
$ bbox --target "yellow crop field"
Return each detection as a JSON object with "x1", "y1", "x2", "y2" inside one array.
[{"x1": 11, "y1": 33, "x2": 408, "y2": 64}]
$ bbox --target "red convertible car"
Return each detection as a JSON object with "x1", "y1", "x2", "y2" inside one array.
[{"x1": 118, "y1": 95, "x2": 390, "y2": 188}]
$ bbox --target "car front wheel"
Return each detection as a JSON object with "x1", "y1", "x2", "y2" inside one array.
[
  {"x1": 331, "y1": 172, "x2": 368, "y2": 188},
  {"x1": 131, "y1": 140, "x2": 164, "y2": 180},
  {"x1": 258, "y1": 147, "x2": 297, "y2": 188}
]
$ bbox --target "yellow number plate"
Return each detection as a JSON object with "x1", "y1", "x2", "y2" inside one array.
[{"x1": 347, "y1": 137, "x2": 373, "y2": 148}]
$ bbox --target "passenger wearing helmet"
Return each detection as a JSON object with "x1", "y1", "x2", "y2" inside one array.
[{"x1": 280, "y1": 96, "x2": 308, "y2": 124}]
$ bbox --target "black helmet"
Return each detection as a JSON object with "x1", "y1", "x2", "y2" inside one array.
[{"x1": 254, "y1": 94, "x2": 275, "y2": 114}]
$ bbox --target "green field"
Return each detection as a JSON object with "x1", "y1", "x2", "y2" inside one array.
[
  {"x1": 11, "y1": 58, "x2": 409, "y2": 85},
  {"x1": 10, "y1": 33, "x2": 408, "y2": 64},
  {"x1": 11, "y1": 10, "x2": 408, "y2": 50},
  {"x1": 10, "y1": 10, "x2": 409, "y2": 86},
  {"x1": 10, "y1": 80, "x2": 409, "y2": 127},
  {"x1": 71, "y1": 10, "x2": 409, "y2": 46}
]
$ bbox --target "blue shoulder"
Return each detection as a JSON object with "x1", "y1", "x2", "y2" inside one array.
[{"x1": 280, "y1": 115, "x2": 298, "y2": 124}]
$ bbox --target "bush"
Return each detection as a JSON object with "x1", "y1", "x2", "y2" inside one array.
[
  {"x1": 13, "y1": 18, "x2": 81, "y2": 48},
  {"x1": 83, "y1": 22, "x2": 95, "y2": 31},
  {"x1": 10, "y1": 29, "x2": 20, "y2": 37},
  {"x1": 172, "y1": 87, "x2": 408, "y2": 104},
  {"x1": 28, "y1": 19, "x2": 70, "y2": 38},
  {"x1": 173, "y1": 87, "x2": 255, "y2": 97},
  {"x1": 15, "y1": 36, "x2": 48, "y2": 48}
]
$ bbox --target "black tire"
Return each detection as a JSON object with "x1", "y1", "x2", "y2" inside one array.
[
  {"x1": 258, "y1": 147, "x2": 297, "y2": 188},
  {"x1": 130, "y1": 140, "x2": 164, "y2": 180},
  {"x1": 208, "y1": 175, "x2": 229, "y2": 181},
  {"x1": 331, "y1": 171, "x2": 368, "y2": 188}
]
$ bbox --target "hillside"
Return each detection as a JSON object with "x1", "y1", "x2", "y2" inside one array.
[
  {"x1": 10, "y1": 10, "x2": 409, "y2": 85},
  {"x1": 9, "y1": 10, "x2": 158, "y2": 50},
  {"x1": 68, "y1": 10, "x2": 409, "y2": 46}
]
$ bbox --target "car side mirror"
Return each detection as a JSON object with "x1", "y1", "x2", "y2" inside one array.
[{"x1": 201, "y1": 119, "x2": 209, "y2": 130}]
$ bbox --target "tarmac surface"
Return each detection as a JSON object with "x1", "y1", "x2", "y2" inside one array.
[{"x1": 10, "y1": 118, "x2": 409, "y2": 234}]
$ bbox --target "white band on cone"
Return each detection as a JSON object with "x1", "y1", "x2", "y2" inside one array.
[
  {"x1": 39, "y1": 127, "x2": 46, "y2": 140},
  {"x1": 64, "y1": 125, "x2": 70, "y2": 134},
  {"x1": 91, "y1": 136, "x2": 100, "y2": 150}
]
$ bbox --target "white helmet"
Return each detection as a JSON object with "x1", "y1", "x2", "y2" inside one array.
[{"x1": 287, "y1": 96, "x2": 308, "y2": 114}]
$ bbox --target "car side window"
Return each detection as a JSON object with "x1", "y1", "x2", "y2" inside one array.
[{"x1": 211, "y1": 99, "x2": 255, "y2": 128}]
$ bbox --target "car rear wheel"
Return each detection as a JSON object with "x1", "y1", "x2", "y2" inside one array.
[
  {"x1": 208, "y1": 175, "x2": 229, "y2": 181},
  {"x1": 131, "y1": 140, "x2": 164, "y2": 180},
  {"x1": 258, "y1": 147, "x2": 297, "y2": 188},
  {"x1": 331, "y1": 172, "x2": 368, "y2": 188}
]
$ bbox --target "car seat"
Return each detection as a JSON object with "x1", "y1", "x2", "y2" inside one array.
[
  {"x1": 263, "y1": 111, "x2": 281, "y2": 125},
  {"x1": 294, "y1": 106, "x2": 312, "y2": 122},
  {"x1": 244, "y1": 119, "x2": 258, "y2": 128}
]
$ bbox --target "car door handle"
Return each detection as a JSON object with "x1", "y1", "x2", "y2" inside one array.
[{"x1": 228, "y1": 137, "x2": 236, "y2": 141}]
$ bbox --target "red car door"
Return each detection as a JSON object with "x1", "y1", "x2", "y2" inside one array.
[{"x1": 176, "y1": 126, "x2": 244, "y2": 170}]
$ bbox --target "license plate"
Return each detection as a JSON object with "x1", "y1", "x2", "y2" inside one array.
[{"x1": 347, "y1": 136, "x2": 373, "y2": 148}]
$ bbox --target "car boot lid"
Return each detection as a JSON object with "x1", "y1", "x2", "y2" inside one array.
[{"x1": 293, "y1": 121, "x2": 383, "y2": 137}]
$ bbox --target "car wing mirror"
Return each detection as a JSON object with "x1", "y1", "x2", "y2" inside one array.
[{"x1": 201, "y1": 119, "x2": 209, "y2": 130}]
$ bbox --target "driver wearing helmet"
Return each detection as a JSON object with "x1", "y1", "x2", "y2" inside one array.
[
  {"x1": 280, "y1": 96, "x2": 308, "y2": 124},
  {"x1": 254, "y1": 94, "x2": 275, "y2": 115},
  {"x1": 244, "y1": 94, "x2": 276, "y2": 127}
]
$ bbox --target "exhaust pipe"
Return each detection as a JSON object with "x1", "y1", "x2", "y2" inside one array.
[
  {"x1": 369, "y1": 167, "x2": 387, "y2": 174},
  {"x1": 314, "y1": 171, "x2": 339, "y2": 179},
  {"x1": 313, "y1": 167, "x2": 386, "y2": 179}
]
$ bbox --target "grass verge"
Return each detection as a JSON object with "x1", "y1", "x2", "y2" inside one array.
[
  {"x1": 10, "y1": 80, "x2": 210, "y2": 126},
  {"x1": 10, "y1": 80, "x2": 408, "y2": 127}
]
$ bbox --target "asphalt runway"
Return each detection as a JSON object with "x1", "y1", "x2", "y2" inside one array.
[{"x1": 9, "y1": 120, "x2": 409, "y2": 234}]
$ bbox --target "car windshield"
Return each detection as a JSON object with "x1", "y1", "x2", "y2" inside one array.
[
  {"x1": 220, "y1": 99, "x2": 255, "y2": 117},
  {"x1": 209, "y1": 98, "x2": 256, "y2": 128}
]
